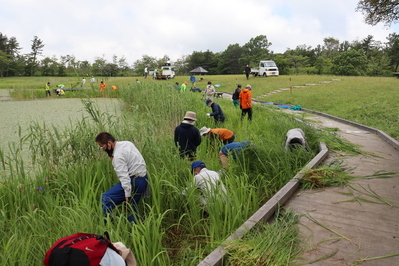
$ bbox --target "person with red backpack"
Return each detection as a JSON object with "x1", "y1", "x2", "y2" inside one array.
[{"x1": 95, "y1": 132, "x2": 148, "y2": 223}]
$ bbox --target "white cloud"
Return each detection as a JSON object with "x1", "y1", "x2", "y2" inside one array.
[{"x1": 1, "y1": 0, "x2": 397, "y2": 64}]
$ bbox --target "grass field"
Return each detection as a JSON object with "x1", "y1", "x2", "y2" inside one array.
[{"x1": 1, "y1": 74, "x2": 397, "y2": 139}]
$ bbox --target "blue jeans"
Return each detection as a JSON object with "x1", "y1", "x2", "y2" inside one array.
[{"x1": 102, "y1": 175, "x2": 148, "y2": 222}]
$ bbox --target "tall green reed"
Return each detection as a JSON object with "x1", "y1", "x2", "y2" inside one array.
[{"x1": 0, "y1": 81, "x2": 358, "y2": 265}]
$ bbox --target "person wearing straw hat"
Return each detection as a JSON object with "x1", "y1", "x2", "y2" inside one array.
[
  {"x1": 199, "y1": 127, "x2": 235, "y2": 145},
  {"x1": 183, "y1": 161, "x2": 227, "y2": 206},
  {"x1": 174, "y1": 111, "x2": 202, "y2": 160}
]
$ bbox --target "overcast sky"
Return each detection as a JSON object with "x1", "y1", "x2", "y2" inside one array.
[{"x1": 1, "y1": 0, "x2": 398, "y2": 64}]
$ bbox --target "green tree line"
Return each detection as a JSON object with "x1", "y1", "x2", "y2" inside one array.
[{"x1": 1, "y1": 33, "x2": 399, "y2": 78}]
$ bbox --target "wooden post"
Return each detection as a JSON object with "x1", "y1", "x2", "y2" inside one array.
[{"x1": 290, "y1": 78, "x2": 292, "y2": 93}]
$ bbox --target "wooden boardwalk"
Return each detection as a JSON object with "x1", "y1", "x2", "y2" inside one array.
[{"x1": 285, "y1": 114, "x2": 399, "y2": 266}]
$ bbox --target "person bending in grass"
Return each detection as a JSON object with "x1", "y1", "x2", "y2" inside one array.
[
  {"x1": 205, "y1": 99, "x2": 225, "y2": 124},
  {"x1": 95, "y1": 132, "x2": 149, "y2": 223},
  {"x1": 199, "y1": 127, "x2": 235, "y2": 145},
  {"x1": 184, "y1": 161, "x2": 227, "y2": 206},
  {"x1": 219, "y1": 141, "x2": 250, "y2": 169}
]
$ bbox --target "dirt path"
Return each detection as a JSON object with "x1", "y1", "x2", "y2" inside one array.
[{"x1": 284, "y1": 112, "x2": 399, "y2": 266}]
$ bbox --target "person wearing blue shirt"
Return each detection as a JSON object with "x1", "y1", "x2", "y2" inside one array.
[
  {"x1": 190, "y1": 74, "x2": 197, "y2": 89},
  {"x1": 219, "y1": 141, "x2": 250, "y2": 169}
]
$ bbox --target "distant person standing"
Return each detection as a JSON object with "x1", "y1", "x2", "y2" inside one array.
[
  {"x1": 174, "y1": 111, "x2": 202, "y2": 160},
  {"x1": 203, "y1": 81, "x2": 215, "y2": 100},
  {"x1": 45, "y1": 82, "x2": 51, "y2": 97},
  {"x1": 239, "y1": 85, "x2": 253, "y2": 121},
  {"x1": 232, "y1": 84, "x2": 241, "y2": 107},
  {"x1": 144, "y1": 65, "x2": 148, "y2": 78},
  {"x1": 205, "y1": 99, "x2": 225, "y2": 124},
  {"x1": 245, "y1": 64, "x2": 251, "y2": 80},
  {"x1": 90, "y1": 76, "x2": 96, "y2": 83},
  {"x1": 190, "y1": 74, "x2": 197, "y2": 89},
  {"x1": 81, "y1": 78, "x2": 86, "y2": 87},
  {"x1": 153, "y1": 68, "x2": 158, "y2": 79}
]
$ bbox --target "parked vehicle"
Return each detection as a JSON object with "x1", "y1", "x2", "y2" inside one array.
[
  {"x1": 251, "y1": 60, "x2": 279, "y2": 77},
  {"x1": 156, "y1": 63, "x2": 176, "y2": 79}
]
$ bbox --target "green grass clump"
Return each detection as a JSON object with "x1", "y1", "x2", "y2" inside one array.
[{"x1": 224, "y1": 208, "x2": 302, "y2": 265}]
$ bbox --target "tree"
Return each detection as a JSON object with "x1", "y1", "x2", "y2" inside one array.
[
  {"x1": 0, "y1": 50, "x2": 12, "y2": 78},
  {"x1": 218, "y1": 43, "x2": 243, "y2": 74},
  {"x1": 322, "y1": 37, "x2": 340, "y2": 59},
  {"x1": 385, "y1": 33, "x2": 399, "y2": 71},
  {"x1": 29, "y1": 36, "x2": 45, "y2": 76},
  {"x1": 330, "y1": 49, "x2": 368, "y2": 75},
  {"x1": 241, "y1": 35, "x2": 272, "y2": 66},
  {"x1": 132, "y1": 54, "x2": 157, "y2": 75},
  {"x1": 356, "y1": 0, "x2": 399, "y2": 27},
  {"x1": 186, "y1": 50, "x2": 217, "y2": 73},
  {"x1": 40, "y1": 57, "x2": 59, "y2": 76}
]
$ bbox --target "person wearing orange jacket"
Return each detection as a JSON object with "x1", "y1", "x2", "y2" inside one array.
[
  {"x1": 199, "y1": 127, "x2": 235, "y2": 145},
  {"x1": 100, "y1": 81, "x2": 107, "y2": 92},
  {"x1": 239, "y1": 84, "x2": 253, "y2": 121}
]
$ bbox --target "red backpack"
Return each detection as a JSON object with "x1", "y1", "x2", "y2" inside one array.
[{"x1": 43, "y1": 232, "x2": 119, "y2": 266}]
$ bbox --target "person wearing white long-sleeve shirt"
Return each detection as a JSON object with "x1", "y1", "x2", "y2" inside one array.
[
  {"x1": 95, "y1": 132, "x2": 148, "y2": 222},
  {"x1": 188, "y1": 161, "x2": 227, "y2": 206}
]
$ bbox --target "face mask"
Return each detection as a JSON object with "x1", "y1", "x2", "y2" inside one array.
[{"x1": 104, "y1": 148, "x2": 114, "y2": 157}]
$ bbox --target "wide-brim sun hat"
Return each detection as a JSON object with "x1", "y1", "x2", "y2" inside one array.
[
  {"x1": 199, "y1": 127, "x2": 211, "y2": 136},
  {"x1": 183, "y1": 111, "x2": 197, "y2": 121}
]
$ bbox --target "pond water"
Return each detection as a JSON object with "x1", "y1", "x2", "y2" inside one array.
[{"x1": 0, "y1": 90, "x2": 121, "y2": 174}]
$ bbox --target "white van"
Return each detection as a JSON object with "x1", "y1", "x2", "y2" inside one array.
[{"x1": 251, "y1": 60, "x2": 279, "y2": 77}]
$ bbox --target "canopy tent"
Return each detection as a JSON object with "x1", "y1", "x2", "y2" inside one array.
[{"x1": 189, "y1": 66, "x2": 208, "y2": 75}]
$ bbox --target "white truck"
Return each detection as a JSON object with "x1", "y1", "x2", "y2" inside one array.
[
  {"x1": 250, "y1": 60, "x2": 279, "y2": 77},
  {"x1": 156, "y1": 63, "x2": 176, "y2": 79}
]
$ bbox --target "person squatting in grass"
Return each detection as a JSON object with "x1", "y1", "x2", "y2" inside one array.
[
  {"x1": 95, "y1": 132, "x2": 149, "y2": 223},
  {"x1": 239, "y1": 84, "x2": 253, "y2": 121},
  {"x1": 183, "y1": 161, "x2": 227, "y2": 206},
  {"x1": 199, "y1": 127, "x2": 235, "y2": 145},
  {"x1": 174, "y1": 111, "x2": 202, "y2": 161},
  {"x1": 180, "y1": 81, "x2": 188, "y2": 92},
  {"x1": 219, "y1": 141, "x2": 250, "y2": 169},
  {"x1": 205, "y1": 99, "x2": 225, "y2": 124},
  {"x1": 232, "y1": 84, "x2": 242, "y2": 107}
]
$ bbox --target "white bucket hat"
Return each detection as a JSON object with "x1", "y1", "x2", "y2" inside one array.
[
  {"x1": 183, "y1": 111, "x2": 197, "y2": 121},
  {"x1": 199, "y1": 127, "x2": 211, "y2": 136}
]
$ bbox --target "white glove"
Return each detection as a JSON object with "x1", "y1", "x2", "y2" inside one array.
[{"x1": 206, "y1": 113, "x2": 210, "y2": 118}]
